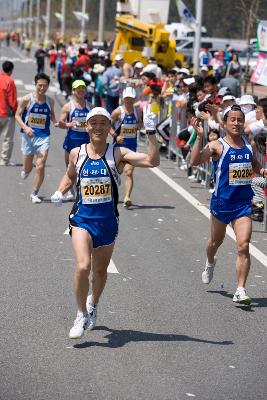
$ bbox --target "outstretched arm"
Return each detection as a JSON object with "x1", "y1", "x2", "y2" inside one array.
[{"x1": 116, "y1": 105, "x2": 160, "y2": 168}]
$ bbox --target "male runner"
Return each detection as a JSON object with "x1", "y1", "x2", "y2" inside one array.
[
  {"x1": 57, "y1": 79, "x2": 91, "y2": 200},
  {"x1": 51, "y1": 105, "x2": 159, "y2": 339},
  {"x1": 111, "y1": 86, "x2": 142, "y2": 207},
  {"x1": 191, "y1": 105, "x2": 267, "y2": 305},
  {"x1": 15, "y1": 73, "x2": 57, "y2": 203}
]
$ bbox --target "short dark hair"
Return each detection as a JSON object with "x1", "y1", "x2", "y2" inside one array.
[
  {"x1": 203, "y1": 76, "x2": 217, "y2": 86},
  {"x1": 34, "y1": 73, "x2": 50, "y2": 85},
  {"x1": 196, "y1": 85, "x2": 204, "y2": 93},
  {"x1": 223, "y1": 104, "x2": 245, "y2": 121},
  {"x1": 2, "y1": 61, "x2": 14, "y2": 73}
]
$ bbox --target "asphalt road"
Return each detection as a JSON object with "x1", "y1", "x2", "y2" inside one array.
[{"x1": 0, "y1": 44, "x2": 266, "y2": 400}]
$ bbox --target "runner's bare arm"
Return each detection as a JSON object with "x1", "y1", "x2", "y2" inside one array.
[
  {"x1": 15, "y1": 95, "x2": 33, "y2": 136},
  {"x1": 55, "y1": 103, "x2": 75, "y2": 129},
  {"x1": 50, "y1": 98, "x2": 58, "y2": 124},
  {"x1": 116, "y1": 133, "x2": 160, "y2": 168},
  {"x1": 57, "y1": 148, "x2": 79, "y2": 194}
]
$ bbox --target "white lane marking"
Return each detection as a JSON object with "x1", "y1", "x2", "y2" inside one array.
[
  {"x1": 229, "y1": 365, "x2": 236, "y2": 369},
  {"x1": 186, "y1": 394, "x2": 196, "y2": 397},
  {"x1": 107, "y1": 259, "x2": 119, "y2": 274},
  {"x1": 151, "y1": 167, "x2": 267, "y2": 268},
  {"x1": 14, "y1": 79, "x2": 23, "y2": 85}
]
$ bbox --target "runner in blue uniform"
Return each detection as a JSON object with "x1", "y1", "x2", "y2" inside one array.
[
  {"x1": 57, "y1": 80, "x2": 91, "y2": 200},
  {"x1": 15, "y1": 73, "x2": 57, "y2": 203},
  {"x1": 191, "y1": 105, "x2": 267, "y2": 305},
  {"x1": 111, "y1": 87, "x2": 142, "y2": 207},
  {"x1": 51, "y1": 105, "x2": 159, "y2": 339}
]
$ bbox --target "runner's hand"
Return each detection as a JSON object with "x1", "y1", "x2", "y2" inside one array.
[
  {"x1": 51, "y1": 191, "x2": 63, "y2": 206},
  {"x1": 24, "y1": 126, "x2": 34, "y2": 137},
  {"x1": 191, "y1": 117, "x2": 204, "y2": 138},
  {"x1": 143, "y1": 104, "x2": 157, "y2": 131},
  {"x1": 115, "y1": 135, "x2": 124, "y2": 144}
]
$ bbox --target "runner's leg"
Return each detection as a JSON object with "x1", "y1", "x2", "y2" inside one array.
[
  {"x1": 72, "y1": 227, "x2": 93, "y2": 312},
  {"x1": 33, "y1": 151, "x2": 48, "y2": 193},
  {"x1": 23, "y1": 154, "x2": 34, "y2": 175},
  {"x1": 207, "y1": 215, "x2": 227, "y2": 264},
  {"x1": 91, "y1": 243, "x2": 114, "y2": 304},
  {"x1": 124, "y1": 163, "x2": 134, "y2": 202},
  {"x1": 231, "y1": 216, "x2": 252, "y2": 288}
]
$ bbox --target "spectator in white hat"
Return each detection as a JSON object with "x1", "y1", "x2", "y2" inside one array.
[
  {"x1": 114, "y1": 54, "x2": 133, "y2": 80},
  {"x1": 239, "y1": 95, "x2": 257, "y2": 121}
]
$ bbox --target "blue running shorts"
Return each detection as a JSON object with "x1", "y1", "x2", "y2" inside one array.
[
  {"x1": 63, "y1": 134, "x2": 89, "y2": 153},
  {"x1": 210, "y1": 196, "x2": 252, "y2": 224},
  {"x1": 21, "y1": 133, "x2": 50, "y2": 155},
  {"x1": 69, "y1": 215, "x2": 119, "y2": 248}
]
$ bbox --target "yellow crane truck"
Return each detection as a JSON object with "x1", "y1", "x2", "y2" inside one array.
[{"x1": 111, "y1": 14, "x2": 184, "y2": 69}]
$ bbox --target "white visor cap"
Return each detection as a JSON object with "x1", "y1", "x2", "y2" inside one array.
[
  {"x1": 86, "y1": 107, "x2": 111, "y2": 123},
  {"x1": 123, "y1": 86, "x2": 136, "y2": 99}
]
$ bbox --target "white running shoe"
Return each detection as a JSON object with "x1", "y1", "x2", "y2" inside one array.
[
  {"x1": 21, "y1": 170, "x2": 29, "y2": 179},
  {"x1": 202, "y1": 258, "x2": 216, "y2": 284},
  {"x1": 86, "y1": 295, "x2": 98, "y2": 330},
  {"x1": 65, "y1": 190, "x2": 75, "y2": 201},
  {"x1": 69, "y1": 313, "x2": 88, "y2": 339},
  {"x1": 233, "y1": 288, "x2": 252, "y2": 305},
  {"x1": 188, "y1": 175, "x2": 197, "y2": 180},
  {"x1": 30, "y1": 194, "x2": 42, "y2": 204}
]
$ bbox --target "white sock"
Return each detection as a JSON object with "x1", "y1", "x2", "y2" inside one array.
[{"x1": 77, "y1": 311, "x2": 88, "y2": 318}]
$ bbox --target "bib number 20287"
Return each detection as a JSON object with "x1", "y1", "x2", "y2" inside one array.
[{"x1": 81, "y1": 177, "x2": 112, "y2": 204}]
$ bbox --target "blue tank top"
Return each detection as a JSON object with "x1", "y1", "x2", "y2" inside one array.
[
  {"x1": 70, "y1": 143, "x2": 121, "y2": 220},
  {"x1": 21, "y1": 94, "x2": 51, "y2": 138},
  {"x1": 213, "y1": 136, "x2": 254, "y2": 201},
  {"x1": 66, "y1": 98, "x2": 91, "y2": 140},
  {"x1": 114, "y1": 106, "x2": 138, "y2": 150}
]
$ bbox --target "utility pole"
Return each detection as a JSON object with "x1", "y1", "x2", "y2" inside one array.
[
  {"x1": 193, "y1": 0, "x2": 203, "y2": 75},
  {"x1": 28, "y1": 0, "x2": 33, "y2": 38},
  {"x1": 23, "y1": 0, "x2": 27, "y2": 36},
  {"x1": 35, "y1": 0, "x2": 40, "y2": 42},
  {"x1": 45, "y1": 0, "x2": 51, "y2": 41},
  {"x1": 61, "y1": 0, "x2": 66, "y2": 39},
  {"x1": 80, "y1": 0, "x2": 87, "y2": 43},
  {"x1": 98, "y1": 0, "x2": 105, "y2": 42}
]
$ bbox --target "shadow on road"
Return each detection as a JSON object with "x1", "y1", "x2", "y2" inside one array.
[
  {"x1": 206, "y1": 290, "x2": 267, "y2": 310},
  {"x1": 74, "y1": 326, "x2": 233, "y2": 349},
  {"x1": 118, "y1": 202, "x2": 175, "y2": 210}
]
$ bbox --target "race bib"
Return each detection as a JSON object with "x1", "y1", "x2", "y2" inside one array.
[
  {"x1": 120, "y1": 123, "x2": 137, "y2": 138},
  {"x1": 72, "y1": 116, "x2": 87, "y2": 132},
  {"x1": 81, "y1": 177, "x2": 112, "y2": 204},
  {"x1": 229, "y1": 162, "x2": 252, "y2": 185},
  {"x1": 28, "y1": 113, "x2": 47, "y2": 129}
]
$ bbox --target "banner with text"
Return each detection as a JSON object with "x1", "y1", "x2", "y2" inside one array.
[{"x1": 251, "y1": 52, "x2": 267, "y2": 86}]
